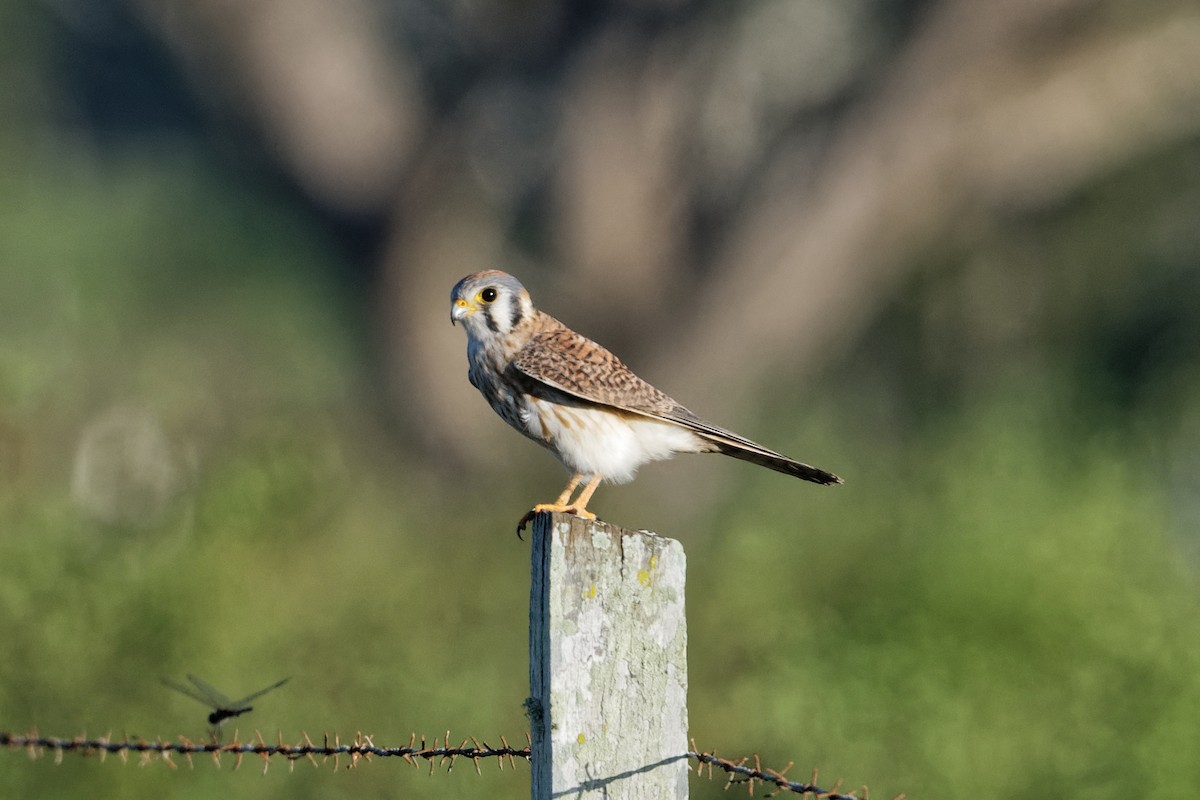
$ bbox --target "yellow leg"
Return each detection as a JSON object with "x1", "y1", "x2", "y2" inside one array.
[
  {"x1": 549, "y1": 474, "x2": 583, "y2": 507},
  {"x1": 517, "y1": 473, "x2": 600, "y2": 534},
  {"x1": 564, "y1": 474, "x2": 602, "y2": 519}
]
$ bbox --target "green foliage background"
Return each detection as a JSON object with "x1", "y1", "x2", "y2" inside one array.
[{"x1": 3, "y1": 4, "x2": 1200, "y2": 799}]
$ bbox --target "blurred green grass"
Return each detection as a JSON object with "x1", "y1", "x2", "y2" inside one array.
[
  {"x1": 3, "y1": 105, "x2": 1200, "y2": 800},
  {"x1": 692, "y1": 389, "x2": 1200, "y2": 799}
]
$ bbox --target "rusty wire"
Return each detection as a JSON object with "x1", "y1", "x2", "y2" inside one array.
[
  {"x1": 689, "y1": 739, "x2": 883, "y2": 799},
  {"x1": 0, "y1": 729, "x2": 527, "y2": 775},
  {"x1": 1, "y1": 729, "x2": 887, "y2": 797}
]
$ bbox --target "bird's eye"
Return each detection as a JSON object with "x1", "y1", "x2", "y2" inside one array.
[{"x1": 480, "y1": 287, "x2": 498, "y2": 303}]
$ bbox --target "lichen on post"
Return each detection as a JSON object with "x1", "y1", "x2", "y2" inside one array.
[{"x1": 529, "y1": 511, "x2": 688, "y2": 800}]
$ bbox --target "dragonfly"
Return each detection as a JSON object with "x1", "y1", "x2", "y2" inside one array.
[{"x1": 162, "y1": 673, "x2": 289, "y2": 735}]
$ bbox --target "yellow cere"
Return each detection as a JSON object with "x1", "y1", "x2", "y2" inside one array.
[{"x1": 577, "y1": 733, "x2": 586, "y2": 745}]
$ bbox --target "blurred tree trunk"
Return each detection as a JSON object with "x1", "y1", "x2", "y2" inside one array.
[{"x1": 130, "y1": 0, "x2": 427, "y2": 213}]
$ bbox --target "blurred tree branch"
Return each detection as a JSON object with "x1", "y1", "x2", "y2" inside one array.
[
  {"x1": 655, "y1": 0, "x2": 1200, "y2": 417},
  {"x1": 122, "y1": 0, "x2": 1200, "y2": 461}
]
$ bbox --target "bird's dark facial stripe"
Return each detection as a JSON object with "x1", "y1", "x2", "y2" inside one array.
[
  {"x1": 509, "y1": 297, "x2": 523, "y2": 331},
  {"x1": 484, "y1": 306, "x2": 500, "y2": 333}
]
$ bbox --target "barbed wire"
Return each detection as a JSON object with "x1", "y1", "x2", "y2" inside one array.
[
  {"x1": 1, "y1": 729, "x2": 889, "y2": 798},
  {"x1": 689, "y1": 740, "x2": 888, "y2": 799},
  {"x1": 0, "y1": 729, "x2": 526, "y2": 774}
]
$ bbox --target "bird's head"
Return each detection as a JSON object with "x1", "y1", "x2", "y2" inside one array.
[{"x1": 450, "y1": 270, "x2": 533, "y2": 338}]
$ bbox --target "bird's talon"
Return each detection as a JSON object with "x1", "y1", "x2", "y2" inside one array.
[
  {"x1": 517, "y1": 504, "x2": 569, "y2": 537},
  {"x1": 516, "y1": 502, "x2": 598, "y2": 536}
]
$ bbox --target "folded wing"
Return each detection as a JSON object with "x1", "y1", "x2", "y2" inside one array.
[{"x1": 511, "y1": 324, "x2": 841, "y2": 485}]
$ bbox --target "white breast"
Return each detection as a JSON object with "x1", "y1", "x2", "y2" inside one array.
[{"x1": 522, "y1": 396, "x2": 708, "y2": 484}]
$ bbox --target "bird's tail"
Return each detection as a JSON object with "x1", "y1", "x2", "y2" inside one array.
[
  {"x1": 713, "y1": 441, "x2": 842, "y2": 485},
  {"x1": 655, "y1": 406, "x2": 842, "y2": 485}
]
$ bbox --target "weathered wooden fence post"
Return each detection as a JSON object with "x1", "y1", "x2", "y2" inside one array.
[{"x1": 528, "y1": 511, "x2": 689, "y2": 800}]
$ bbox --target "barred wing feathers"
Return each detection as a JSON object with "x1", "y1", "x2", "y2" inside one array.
[{"x1": 511, "y1": 322, "x2": 841, "y2": 486}]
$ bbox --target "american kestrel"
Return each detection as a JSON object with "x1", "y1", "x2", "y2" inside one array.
[{"x1": 450, "y1": 270, "x2": 841, "y2": 527}]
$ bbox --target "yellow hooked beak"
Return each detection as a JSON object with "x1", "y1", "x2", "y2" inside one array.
[{"x1": 451, "y1": 297, "x2": 478, "y2": 325}]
